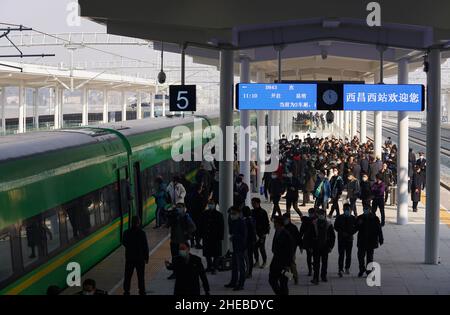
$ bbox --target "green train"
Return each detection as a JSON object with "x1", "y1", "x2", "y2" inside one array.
[{"x1": 0, "y1": 115, "x2": 220, "y2": 295}]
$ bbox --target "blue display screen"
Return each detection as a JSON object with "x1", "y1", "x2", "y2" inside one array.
[
  {"x1": 343, "y1": 84, "x2": 424, "y2": 111},
  {"x1": 236, "y1": 83, "x2": 317, "y2": 110}
]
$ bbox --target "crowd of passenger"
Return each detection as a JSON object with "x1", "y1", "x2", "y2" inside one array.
[{"x1": 51, "y1": 131, "x2": 427, "y2": 296}]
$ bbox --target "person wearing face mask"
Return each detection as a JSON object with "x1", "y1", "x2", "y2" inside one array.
[
  {"x1": 334, "y1": 204, "x2": 357, "y2": 277},
  {"x1": 165, "y1": 243, "x2": 210, "y2": 296},
  {"x1": 270, "y1": 173, "x2": 285, "y2": 220},
  {"x1": 415, "y1": 152, "x2": 426, "y2": 190},
  {"x1": 313, "y1": 170, "x2": 331, "y2": 211},
  {"x1": 360, "y1": 173, "x2": 372, "y2": 210},
  {"x1": 410, "y1": 165, "x2": 424, "y2": 212},
  {"x1": 284, "y1": 172, "x2": 303, "y2": 218},
  {"x1": 251, "y1": 198, "x2": 270, "y2": 269},
  {"x1": 167, "y1": 203, "x2": 196, "y2": 280},
  {"x1": 379, "y1": 162, "x2": 393, "y2": 204},
  {"x1": 75, "y1": 279, "x2": 107, "y2": 295},
  {"x1": 269, "y1": 216, "x2": 294, "y2": 295},
  {"x1": 122, "y1": 216, "x2": 149, "y2": 295},
  {"x1": 200, "y1": 200, "x2": 224, "y2": 274},
  {"x1": 309, "y1": 209, "x2": 336, "y2": 285},
  {"x1": 299, "y1": 208, "x2": 316, "y2": 276},
  {"x1": 355, "y1": 207, "x2": 383, "y2": 277},
  {"x1": 328, "y1": 167, "x2": 344, "y2": 218},
  {"x1": 166, "y1": 175, "x2": 187, "y2": 205},
  {"x1": 371, "y1": 174, "x2": 386, "y2": 226},
  {"x1": 282, "y1": 213, "x2": 302, "y2": 285},
  {"x1": 233, "y1": 174, "x2": 249, "y2": 209},
  {"x1": 346, "y1": 174, "x2": 360, "y2": 216},
  {"x1": 302, "y1": 161, "x2": 317, "y2": 206},
  {"x1": 225, "y1": 206, "x2": 247, "y2": 291}
]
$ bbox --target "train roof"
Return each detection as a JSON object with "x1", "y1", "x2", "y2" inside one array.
[{"x1": 0, "y1": 114, "x2": 218, "y2": 163}]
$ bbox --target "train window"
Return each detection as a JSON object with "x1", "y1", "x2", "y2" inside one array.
[
  {"x1": 63, "y1": 210, "x2": 75, "y2": 242},
  {"x1": 44, "y1": 214, "x2": 60, "y2": 254},
  {"x1": 20, "y1": 217, "x2": 43, "y2": 267},
  {"x1": 0, "y1": 233, "x2": 13, "y2": 282}
]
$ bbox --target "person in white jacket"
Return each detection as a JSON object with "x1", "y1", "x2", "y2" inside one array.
[{"x1": 166, "y1": 176, "x2": 187, "y2": 205}]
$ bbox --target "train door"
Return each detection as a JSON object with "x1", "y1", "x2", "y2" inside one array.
[
  {"x1": 117, "y1": 167, "x2": 130, "y2": 240},
  {"x1": 133, "y1": 162, "x2": 144, "y2": 224}
]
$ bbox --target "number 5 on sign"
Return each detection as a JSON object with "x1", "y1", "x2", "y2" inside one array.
[{"x1": 169, "y1": 85, "x2": 196, "y2": 112}]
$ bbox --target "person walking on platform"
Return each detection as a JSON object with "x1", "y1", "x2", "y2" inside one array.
[
  {"x1": 225, "y1": 206, "x2": 247, "y2": 291},
  {"x1": 166, "y1": 175, "x2": 187, "y2": 205},
  {"x1": 165, "y1": 243, "x2": 210, "y2": 296},
  {"x1": 415, "y1": 152, "x2": 426, "y2": 190},
  {"x1": 299, "y1": 208, "x2": 316, "y2": 276},
  {"x1": 282, "y1": 213, "x2": 302, "y2": 284},
  {"x1": 233, "y1": 174, "x2": 249, "y2": 209},
  {"x1": 313, "y1": 170, "x2": 331, "y2": 211},
  {"x1": 243, "y1": 206, "x2": 257, "y2": 278},
  {"x1": 262, "y1": 170, "x2": 272, "y2": 202},
  {"x1": 360, "y1": 173, "x2": 372, "y2": 210},
  {"x1": 411, "y1": 165, "x2": 424, "y2": 212},
  {"x1": 346, "y1": 174, "x2": 360, "y2": 216},
  {"x1": 199, "y1": 200, "x2": 224, "y2": 274},
  {"x1": 186, "y1": 183, "x2": 207, "y2": 249},
  {"x1": 269, "y1": 216, "x2": 294, "y2": 295},
  {"x1": 301, "y1": 161, "x2": 316, "y2": 206},
  {"x1": 122, "y1": 216, "x2": 149, "y2": 295},
  {"x1": 310, "y1": 209, "x2": 336, "y2": 285},
  {"x1": 167, "y1": 203, "x2": 196, "y2": 280},
  {"x1": 153, "y1": 176, "x2": 169, "y2": 229},
  {"x1": 270, "y1": 173, "x2": 285, "y2": 220},
  {"x1": 371, "y1": 174, "x2": 386, "y2": 226},
  {"x1": 328, "y1": 167, "x2": 344, "y2": 217},
  {"x1": 334, "y1": 204, "x2": 357, "y2": 277},
  {"x1": 285, "y1": 171, "x2": 303, "y2": 218},
  {"x1": 379, "y1": 162, "x2": 393, "y2": 204},
  {"x1": 251, "y1": 198, "x2": 270, "y2": 268},
  {"x1": 356, "y1": 207, "x2": 383, "y2": 277}
]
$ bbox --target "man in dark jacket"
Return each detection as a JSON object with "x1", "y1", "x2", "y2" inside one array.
[
  {"x1": 328, "y1": 167, "x2": 344, "y2": 217},
  {"x1": 356, "y1": 208, "x2": 384, "y2": 277},
  {"x1": 269, "y1": 216, "x2": 294, "y2": 295},
  {"x1": 234, "y1": 174, "x2": 249, "y2": 208},
  {"x1": 200, "y1": 201, "x2": 224, "y2": 274},
  {"x1": 242, "y1": 206, "x2": 257, "y2": 278},
  {"x1": 371, "y1": 174, "x2": 386, "y2": 226},
  {"x1": 379, "y1": 163, "x2": 393, "y2": 203},
  {"x1": 225, "y1": 206, "x2": 247, "y2": 291},
  {"x1": 415, "y1": 152, "x2": 426, "y2": 190},
  {"x1": 360, "y1": 154, "x2": 369, "y2": 177},
  {"x1": 270, "y1": 173, "x2": 285, "y2": 219},
  {"x1": 122, "y1": 216, "x2": 149, "y2": 295},
  {"x1": 165, "y1": 242, "x2": 210, "y2": 296},
  {"x1": 251, "y1": 198, "x2": 270, "y2": 268},
  {"x1": 186, "y1": 183, "x2": 207, "y2": 249},
  {"x1": 282, "y1": 213, "x2": 302, "y2": 284},
  {"x1": 284, "y1": 172, "x2": 303, "y2": 218},
  {"x1": 360, "y1": 173, "x2": 372, "y2": 210},
  {"x1": 410, "y1": 165, "x2": 424, "y2": 212},
  {"x1": 334, "y1": 204, "x2": 357, "y2": 277},
  {"x1": 299, "y1": 208, "x2": 316, "y2": 276},
  {"x1": 310, "y1": 209, "x2": 336, "y2": 284}
]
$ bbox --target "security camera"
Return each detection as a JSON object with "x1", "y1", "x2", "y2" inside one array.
[
  {"x1": 158, "y1": 70, "x2": 166, "y2": 84},
  {"x1": 321, "y1": 49, "x2": 328, "y2": 60}
]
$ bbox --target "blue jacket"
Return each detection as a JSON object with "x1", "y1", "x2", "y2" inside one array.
[
  {"x1": 313, "y1": 177, "x2": 331, "y2": 201},
  {"x1": 154, "y1": 183, "x2": 168, "y2": 208}
]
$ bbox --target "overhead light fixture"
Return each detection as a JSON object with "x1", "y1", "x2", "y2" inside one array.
[{"x1": 322, "y1": 19, "x2": 341, "y2": 28}]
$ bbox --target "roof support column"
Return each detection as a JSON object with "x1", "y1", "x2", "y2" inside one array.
[
  {"x1": 82, "y1": 88, "x2": 88, "y2": 126},
  {"x1": 1, "y1": 86, "x2": 5, "y2": 135},
  {"x1": 18, "y1": 82, "x2": 25, "y2": 133},
  {"x1": 397, "y1": 58, "x2": 409, "y2": 225},
  {"x1": 33, "y1": 88, "x2": 39, "y2": 130},
  {"x1": 256, "y1": 71, "x2": 266, "y2": 192},
  {"x1": 150, "y1": 89, "x2": 156, "y2": 118},
  {"x1": 360, "y1": 111, "x2": 367, "y2": 143},
  {"x1": 425, "y1": 48, "x2": 441, "y2": 265},
  {"x1": 339, "y1": 111, "x2": 344, "y2": 139},
  {"x1": 122, "y1": 90, "x2": 128, "y2": 121},
  {"x1": 162, "y1": 91, "x2": 166, "y2": 117},
  {"x1": 136, "y1": 91, "x2": 142, "y2": 120},
  {"x1": 351, "y1": 111, "x2": 357, "y2": 139},
  {"x1": 103, "y1": 89, "x2": 108, "y2": 123},
  {"x1": 374, "y1": 72, "x2": 382, "y2": 159},
  {"x1": 219, "y1": 49, "x2": 234, "y2": 253},
  {"x1": 239, "y1": 55, "x2": 251, "y2": 206}
]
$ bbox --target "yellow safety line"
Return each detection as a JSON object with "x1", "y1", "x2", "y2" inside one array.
[{"x1": 420, "y1": 191, "x2": 450, "y2": 228}]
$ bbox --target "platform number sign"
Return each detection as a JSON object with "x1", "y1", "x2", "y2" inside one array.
[{"x1": 170, "y1": 85, "x2": 196, "y2": 112}]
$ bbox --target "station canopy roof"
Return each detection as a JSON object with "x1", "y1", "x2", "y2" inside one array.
[{"x1": 79, "y1": 0, "x2": 450, "y2": 81}]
